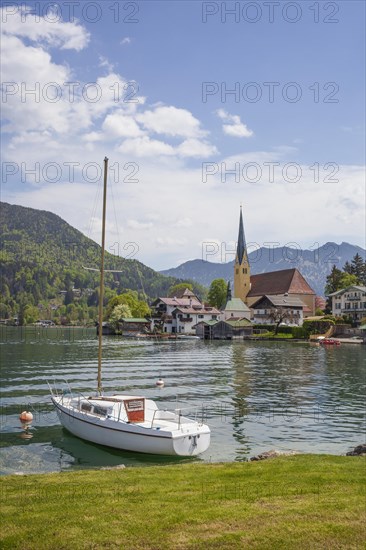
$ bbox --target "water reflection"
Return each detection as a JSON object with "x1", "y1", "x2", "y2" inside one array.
[{"x1": 0, "y1": 328, "x2": 365, "y2": 474}]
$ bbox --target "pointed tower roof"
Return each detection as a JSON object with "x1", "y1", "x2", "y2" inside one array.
[
  {"x1": 226, "y1": 281, "x2": 232, "y2": 303},
  {"x1": 236, "y1": 206, "x2": 247, "y2": 264}
]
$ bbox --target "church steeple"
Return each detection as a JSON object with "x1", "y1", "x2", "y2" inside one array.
[
  {"x1": 236, "y1": 206, "x2": 246, "y2": 265},
  {"x1": 234, "y1": 206, "x2": 251, "y2": 304}
]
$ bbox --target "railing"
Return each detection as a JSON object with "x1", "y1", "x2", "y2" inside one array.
[
  {"x1": 48, "y1": 378, "x2": 74, "y2": 404},
  {"x1": 150, "y1": 405, "x2": 206, "y2": 429}
]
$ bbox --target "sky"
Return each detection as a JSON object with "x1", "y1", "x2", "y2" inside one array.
[{"x1": 1, "y1": 0, "x2": 365, "y2": 270}]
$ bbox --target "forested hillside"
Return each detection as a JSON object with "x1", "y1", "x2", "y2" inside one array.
[{"x1": 0, "y1": 202, "x2": 204, "y2": 323}]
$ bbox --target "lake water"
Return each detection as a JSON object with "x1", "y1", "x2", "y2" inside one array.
[{"x1": 0, "y1": 327, "x2": 365, "y2": 475}]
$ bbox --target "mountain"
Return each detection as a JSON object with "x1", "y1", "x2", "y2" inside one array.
[
  {"x1": 0, "y1": 202, "x2": 205, "y2": 317},
  {"x1": 160, "y1": 243, "x2": 366, "y2": 297}
]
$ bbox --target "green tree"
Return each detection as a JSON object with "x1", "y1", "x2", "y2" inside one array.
[
  {"x1": 325, "y1": 265, "x2": 343, "y2": 295},
  {"x1": 343, "y1": 254, "x2": 366, "y2": 285},
  {"x1": 168, "y1": 282, "x2": 193, "y2": 298},
  {"x1": 64, "y1": 289, "x2": 74, "y2": 306},
  {"x1": 339, "y1": 273, "x2": 359, "y2": 288},
  {"x1": 106, "y1": 291, "x2": 150, "y2": 319},
  {"x1": 207, "y1": 278, "x2": 227, "y2": 309},
  {"x1": 325, "y1": 265, "x2": 343, "y2": 313},
  {"x1": 109, "y1": 304, "x2": 133, "y2": 330},
  {"x1": 0, "y1": 303, "x2": 9, "y2": 319},
  {"x1": 351, "y1": 253, "x2": 366, "y2": 284},
  {"x1": 66, "y1": 303, "x2": 79, "y2": 324},
  {"x1": 23, "y1": 305, "x2": 39, "y2": 324}
]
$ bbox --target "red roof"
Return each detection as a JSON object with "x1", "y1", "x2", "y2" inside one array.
[{"x1": 248, "y1": 269, "x2": 315, "y2": 297}]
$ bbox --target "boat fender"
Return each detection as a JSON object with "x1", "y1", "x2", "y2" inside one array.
[
  {"x1": 19, "y1": 411, "x2": 33, "y2": 423},
  {"x1": 156, "y1": 378, "x2": 165, "y2": 388}
]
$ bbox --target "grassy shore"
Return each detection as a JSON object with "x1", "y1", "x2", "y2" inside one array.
[{"x1": 1, "y1": 455, "x2": 365, "y2": 549}]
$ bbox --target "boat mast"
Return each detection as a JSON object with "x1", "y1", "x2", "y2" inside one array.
[{"x1": 97, "y1": 157, "x2": 108, "y2": 394}]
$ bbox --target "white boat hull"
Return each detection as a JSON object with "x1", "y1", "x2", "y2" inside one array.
[{"x1": 52, "y1": 396, "x2": 210, "y2": 456}]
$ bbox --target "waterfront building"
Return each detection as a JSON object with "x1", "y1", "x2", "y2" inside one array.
[{"x1": 328, "y1": 285, "x2": 366, "y2": 326}]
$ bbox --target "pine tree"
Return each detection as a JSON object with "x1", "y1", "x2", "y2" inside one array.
[
  {"x1": 350, "y1": 253, "x2": 366, "y2": 285},
  {"x1": 325, "y1": 265, "x2": 344, "y2": 295}
]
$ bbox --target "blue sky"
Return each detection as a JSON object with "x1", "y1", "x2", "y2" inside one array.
[{"x1": 1, "y1": 1, "x2": 365, "y2": 270}]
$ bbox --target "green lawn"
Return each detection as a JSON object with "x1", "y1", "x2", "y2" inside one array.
[{"x1": 1, "y1": 455, "x2": 365, "y2": 549}]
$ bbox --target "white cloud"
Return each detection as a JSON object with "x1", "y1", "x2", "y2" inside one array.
[
  {"x1": 137, "y1": 106, "x2": 208, "y2": 138},
  {"x1": 1, "y1": 5, "x2": 90, "y2": 51},
  {"x1": 5, "y1": 157, "x2": 365, "y2": 270},
  {"x1": 117, "y1": 136, "x2": 175, "y2": 157},
  {"x1": 174, "y1": 218, "x2": 193, "y2": 228},
  {"x1": 102, "y1": 112, "x2": 144, "y2": 138},
  {"x1": 156, "y1": 237, "x2": 187, "y2": 248},
  {"x1": 82, "y1": 132, "x2": 104, "y2": 142},
  {"x1": 216, "y1": 109, "x2": 253, "y2": 138},
  {"x1": 127, "y1": 219, "x2": 154, "y2": 230},
  {"x1": 177, "y1": 138, "x2": 218, "y2": 158},
  {"x1": 120, "y1": 37, "x2": 131, "y2": 45},
  {"x1": 99, "y1": 56, "x2": 115, "y2": 72}
]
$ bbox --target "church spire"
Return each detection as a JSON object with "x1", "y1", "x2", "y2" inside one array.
[
  {"x1": 234, "y1": 206, "x2": 251, "y2": 305},
  {"x1": 236, "y1": 205, "x2": 247, "y2": 265}
]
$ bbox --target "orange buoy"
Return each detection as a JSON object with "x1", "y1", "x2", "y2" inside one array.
[
  {"x1": 19, "y1": 411, "x2": 33, "y2": 423},
  {"x1": 155, "y1": 378, "x2": 165, "y2": 388}
]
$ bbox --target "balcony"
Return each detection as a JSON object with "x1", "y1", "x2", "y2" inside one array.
[{"x1": 343, "y1": 305, "x2": 366, "y2": 312}]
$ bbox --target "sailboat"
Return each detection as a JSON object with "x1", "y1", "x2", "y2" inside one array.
[{"x1": 50, "y1": 158, "x2": 210, "y2": 456}]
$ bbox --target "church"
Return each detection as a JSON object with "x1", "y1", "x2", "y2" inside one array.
[{"x1": 232, "y1": 207, "x2": 316, "y2": 323}]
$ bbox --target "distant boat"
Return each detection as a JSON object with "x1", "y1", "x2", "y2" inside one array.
[
  {"x1": 319, "y1": 338, "x2": 341, "y2": 346},
  {"x1": 50, "y1": 158, "x2": 210, "y2": 456}
]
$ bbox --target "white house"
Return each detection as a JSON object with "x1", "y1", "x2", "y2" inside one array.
[
  {"x1": 222, "y1": 297, "x2": 251, "y2": 321},
  {"x1": 151, "y1": 289, "x2": 221, "y2": 334},
  {"x1": 250, "y1": 294, "x2": 305, "y2": 326},
  {"x1": 171, "y1": 305, "x2": 221, "y2": 334},
  {"x1": 328, "y1": 285, "x2": 366, "y2": 325}
]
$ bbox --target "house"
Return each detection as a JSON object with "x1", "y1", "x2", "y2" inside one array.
[
  {"x1": 251, "y1": 294, "x2": 304, "y2": 326},
  {"x1": 170, "y1": 305, "x2": 221, "y2": 334},
  {"x1": 151, "y1": 289, "x2": 221, "y2": 334},
  {"x1": 246, "y1": 269, "x2": 316, "y2": 317},
  {"x1": 195, "y1": 318, "x2": 252, "y2": 340},
  {"x1": 118, "y1": 318, "x2": 151, "y2": 336},
  {"x1": 328, "y1": 285, "x2": 366, "y2": 326},
  {"x1": 221, "y1": 281, "x2": 251, "y2": 321}
]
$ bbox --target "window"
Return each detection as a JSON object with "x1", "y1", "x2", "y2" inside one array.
[
  {"x1": 93, "y1": 406, "x2": 107, "y2": 417},
  {"x1": 236, "y1": 268, "x2": 239, "y2": 274},
  {"x1": 198, "y1": 314, "x2": 204, "y2": 319},
  {"x1": 81, "y1": 403, "x2": 92, "y2": 412}
]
